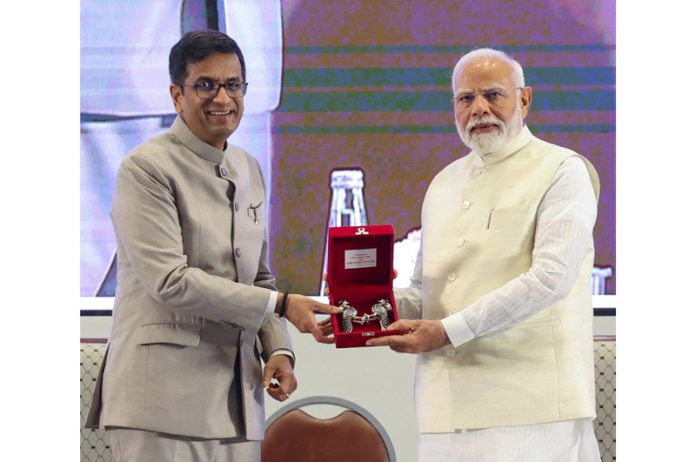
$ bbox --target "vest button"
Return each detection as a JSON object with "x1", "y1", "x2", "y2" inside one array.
[
  {"x1": 234, "y1": 202, "x2": 240, "y2": 212},
  {"x1": 447, "y1": 272, "x2": 457, "y2": 282},
  {"x1": 445, "y1": 349, "x2": 456, "y2": 358},
  {"x1": 457, "y1": 237, "x2": 465, "y2": 247},
  {"x1": 220, "y1": 166, "x2": 228, "y2": 177},
  {"x1": 462, "y1": 200, "x2": 471, "y2": 209},
  {"x1": 235, "y1": 248, "x2": 242, "y2": 258}
]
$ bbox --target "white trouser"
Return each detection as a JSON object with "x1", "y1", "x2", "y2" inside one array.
[{"x1": 418, "y1": 418, "x2": 601, "y2": 462}]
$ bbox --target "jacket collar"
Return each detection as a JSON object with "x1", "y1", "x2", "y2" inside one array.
[{"x1": 170, "y1": 116, "x2": 227, "y2": 164}]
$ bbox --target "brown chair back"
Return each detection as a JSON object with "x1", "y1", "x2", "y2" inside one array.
[{"x1": 261, "y1": 408, "x2": 390, "y2": 462}]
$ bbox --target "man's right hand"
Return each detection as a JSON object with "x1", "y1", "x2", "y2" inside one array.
[{"x1": 281, "y1": 294, "x2": 340, "y2": 344}]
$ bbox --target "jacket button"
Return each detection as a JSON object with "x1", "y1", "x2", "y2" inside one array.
[
  {"x1": 235, "y1": 248, "x2": 242, "y2": 258},
  {"x1": 447, "y1": 273, "x2": 456, "y2": 282},
  {"x1": 457, "y1": 237, "x2": 465, "y2": 247},
  {"x1": 220, "y1": 166, "x2": 228, "y2": 177},
  {"x1": 234, "y1": 202, "x2": 240, "y2": 212},
  {"x1": 462, "y1": 200, "x2": 471, "y2": 209},
  {"x1": 446, "y1": 349, "x2": 456, "y2": 358}
]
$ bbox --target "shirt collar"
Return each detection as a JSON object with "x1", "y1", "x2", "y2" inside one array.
[
  {"x1": 170, "y1": 115, "x2": 227, "y2": 164},
  {"x1": 475, "y1": 124, "x2": 533, "y2": 167}
]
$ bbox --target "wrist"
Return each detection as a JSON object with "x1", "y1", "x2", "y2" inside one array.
[
  {"x1": 276, "y1": 292, "x2": 290, "y2": 318},
  {"x1": 438, "y1": 320, "x2": 452, "y2": 347}
]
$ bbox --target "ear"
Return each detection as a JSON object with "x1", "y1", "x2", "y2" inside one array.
[
  {"x1": 170, "y1": 84, "x2": 183, "y2": 114},
  {"x1": 519, "y1": 86, "x2": 533, "y2": 119}
]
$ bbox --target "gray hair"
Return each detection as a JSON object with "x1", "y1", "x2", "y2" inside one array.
[{"x1": 452, "y1": 48, "x2": 525, "y2": 91}]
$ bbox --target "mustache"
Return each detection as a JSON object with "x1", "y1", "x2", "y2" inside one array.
[{"x1": 466, "y1": 116, "x2": 503, "y2": 133}]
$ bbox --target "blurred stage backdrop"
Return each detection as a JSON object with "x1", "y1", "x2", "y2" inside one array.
[{"x1": 81, "y1": 0, "x2": 615, "y2": 297}]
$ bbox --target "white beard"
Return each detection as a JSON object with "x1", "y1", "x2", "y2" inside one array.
[{"x1": 457, "y1": 103, "x2": 523, "y2": 155}]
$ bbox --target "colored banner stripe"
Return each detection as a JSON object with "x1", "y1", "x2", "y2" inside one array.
[
  {"x1": 285, "y1": 44, "x2": 615, "y2": 54},
  {"x1": 278, "y1": 90, "x2": 615, "y2": 112},
  {"x1": 273, "y1": 124, "x2": 615, "y2": 134},
  {"x1": 284, "y1": 67, "x2": 615, "y2": 87}
]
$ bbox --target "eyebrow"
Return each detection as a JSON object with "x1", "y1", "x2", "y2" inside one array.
[
  {"x1": 454, "y1": 85, "x2": 506, "y2": 96},
  {"x1": 194, "y1": 76, "x2": 243, "y2": 83}
]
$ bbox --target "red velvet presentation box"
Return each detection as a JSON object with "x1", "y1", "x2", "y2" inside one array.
[{"x1": 328, "y1": 225, "x2": 401, "y2": 348}]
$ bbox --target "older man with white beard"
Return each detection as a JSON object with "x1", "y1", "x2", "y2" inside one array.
[{"x1": 367, "y1": 48, "x2": 602, "y2": 461}]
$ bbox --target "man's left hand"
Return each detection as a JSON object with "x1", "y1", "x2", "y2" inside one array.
[
  {"x1": 365, "y1": 319, "x2": 450, "y2": 353},
  {"x1": 261, "y1": 355, "x2": 297, "y2": 402}
]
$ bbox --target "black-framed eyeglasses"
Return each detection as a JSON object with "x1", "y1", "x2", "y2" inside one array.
[
  {"x1": 452, "y1": 86, "x2": 523, "y2": 108},
  {"x1": 179, "y1": 80, "x2": 249, "y2": 99}
]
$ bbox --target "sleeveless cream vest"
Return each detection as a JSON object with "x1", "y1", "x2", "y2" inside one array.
[{"x1": 414, "y1": 129, "x2": 600, "y2": 431}]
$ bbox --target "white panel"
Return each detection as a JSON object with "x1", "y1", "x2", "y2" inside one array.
[
  {"x1": 220, "y1": 0, "x2": 282, "y2": 114},
  {"x1": 80, "y1": 0, "x2": 182, "y2": 115}
]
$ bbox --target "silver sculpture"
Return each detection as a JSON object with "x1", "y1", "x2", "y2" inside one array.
[{"x1": 338, "y1": 299, "x2": 393, "y2": 332}]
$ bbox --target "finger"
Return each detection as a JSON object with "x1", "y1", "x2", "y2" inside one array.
[
  {"x1": 318, "y1": 317, "x2": 334, "y2": 334},
  {"x1": 278, "y1": 374, "x2": 294, "y2": 393},
  {"x1": 390, "y1": 344, "x2": 410, "y2": 353},
  {"x1": 312, "y1": 327, "x2": 335, "y2": 344},
  {"x1": 266, "y1": 383, "x2": 288, "y2": 401},
  {"x1": 365, "y1": 336, "x2": 392, "y2": 347},
  {"x1": 260, "y1": 365, "x2": 276, "y2": 389},
  {"x1": 367, "y1": 334, "x2": 410, "y2": 350},
  {"x1": 388, "y1": 336, "x2": 414, "y2": 353},
  {"x1": 312, "y1": 302, "x2": 341, "y2": 315},
  {"x1": 276, "y1": 374, "x2": 298, "y2": 396},
  {"x1": 384, "y1": 319, "x2": 413, "y2": 332},
  {"x1": 320, "y1": 322, "x2": 334, "y2": 336},
  {"x1": 314, "y1": 334, "x2": 336, "y2": 344},
  {"x1": 287, "y1": 378, "x2": 298, "y2": 395}
]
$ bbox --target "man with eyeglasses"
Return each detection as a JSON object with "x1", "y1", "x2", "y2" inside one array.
[
  {"x1": 367, "y1": 48, "x2": 602, "y2": 461},
  {"x1": 85, "y1": 29, "x2": 339, "y2": 461}
]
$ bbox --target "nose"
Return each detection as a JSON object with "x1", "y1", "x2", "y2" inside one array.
[
  {"x1": 470, "y1": 93, "x2": 490, "y2": 118},
  {"x1": 212, "y1": 86, "x2": 232, "y2": 104}
]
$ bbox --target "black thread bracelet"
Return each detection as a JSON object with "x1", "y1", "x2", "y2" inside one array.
[{"x1": 279, "y1": 292, "x2": 290, "y2": 318}]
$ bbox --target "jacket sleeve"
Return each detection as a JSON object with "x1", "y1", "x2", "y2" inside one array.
[{"x1": 254, "y1": 223, "x2": 294, "y2": 359}]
